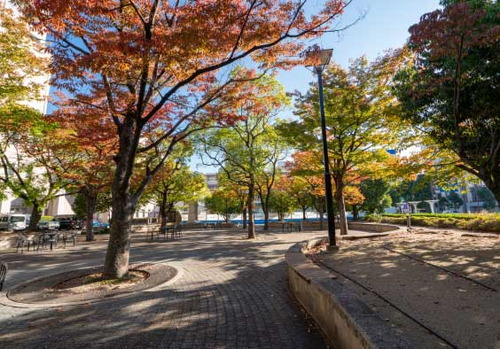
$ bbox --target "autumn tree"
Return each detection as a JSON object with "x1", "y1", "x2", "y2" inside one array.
[
  {"x1": 393, "y1": 1, "x2": 500, "y2": 201},
  {"x1": 52, "y1": 105, "x2": 117, "y2": 241},
  {"x1": 199, "y1": 74, "x2": 289, "y2": 238},
  {"x1": 288, "y1": 176, "x2": 313, "y2": 221},
  {"x1": 285, "y1": 151, "x2": 327, "y2": 227},
  {"x1": 16, "y1": 0, "x2": 350, "y2": 277},
  {"x1": 285, "y1": 51, "x2": 409, "y2": 235}
]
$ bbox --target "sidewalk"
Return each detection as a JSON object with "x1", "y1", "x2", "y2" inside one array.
[{"x1": 0, "y1": 229, "x2": 327, "y2": 348}]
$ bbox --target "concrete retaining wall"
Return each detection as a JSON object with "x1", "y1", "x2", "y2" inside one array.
[
  {"x1": 286, "y1": 239, "x2": 411, "y2": 348},
  {"x1": 348, "y1": 222, "x2": 400, "y2": 232}
]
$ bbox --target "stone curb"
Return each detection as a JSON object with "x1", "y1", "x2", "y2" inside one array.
[
  {"x1": 286, "y1": 238, "x2": 412, "y2": 349},
  {"x1": 0, "y1": 263, "x2": 182, "y2": 309}
]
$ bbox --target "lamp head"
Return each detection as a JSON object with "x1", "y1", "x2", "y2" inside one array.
[{"x1": 304, "y1": 48, "x2": 333, "y2": 72}]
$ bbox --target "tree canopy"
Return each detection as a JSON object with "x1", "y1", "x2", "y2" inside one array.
[
  {"x1": 283, "y1": 50, "x2": 410, "y2": 235},
  {"x1": 393, "y1": 0, "x2": 500, "y2": 201},
  {"x1": 15, "y1": 0, "x2": 350, "y2": 277}
]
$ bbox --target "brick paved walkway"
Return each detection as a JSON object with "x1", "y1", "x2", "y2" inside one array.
[{"x1": 0, "y1": 229, "x2": 326, "y2": 348}]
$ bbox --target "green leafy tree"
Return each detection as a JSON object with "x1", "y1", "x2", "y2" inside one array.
[
  {"x1": 199, "y1": 74, "x2": 289, "y2": 238},
  {"x1": 285, "y1": 51, "x2": 410, "y2": 235},
  {"x1": 268, "y1": 177, "x2": 298, "y2": 222},
  {"x1": 0, "y1": 7, "x2": 47, "y2": 120},
  {"x1": 359, "y1": 179, "x2": 392, "y2": 215},
  {"x1": 0, "y1": 7, "x2": 57, "y2": 230},
  {"x1": 72, "y1": 191, "x2": 112, "y2": 220},
  {"x1": 205, "y1": 189, "x2": 241, "y2": 223},
  {"x1": 476, "y1": 187, "x2": 497, "y2": 211},
  {"x1": 393, "y1": 1, "x2": 500, "y2": 201},
  {"x1": 0, "y1": 118, "x2": 74, "y2": 230},
  {"x1": 145, "y1": 160, "x2": 208, "y2": 231},
  {"x1": 447, "y1": 191, "x2": 464, "y2": 210}
]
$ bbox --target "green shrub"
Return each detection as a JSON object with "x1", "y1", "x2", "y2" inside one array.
[
  {"x1": 370, "y1": 213, "x2": 500, "y2": 232},
  {"x1": 365, "y1": 214, "x2": 382, "y2": 223}
]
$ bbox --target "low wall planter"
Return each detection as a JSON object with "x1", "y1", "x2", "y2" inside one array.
[{"x1": 286, "y1": 238, "x2": 411, "y2": 348}]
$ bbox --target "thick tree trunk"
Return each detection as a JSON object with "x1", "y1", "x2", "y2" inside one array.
[
  {"x1": 28, "y1": 202, "x2": 42, "y2": 231},
  {"x1": 334, "y1": 180, "x2": 349, "y2": 236},
  {"x1": 302, "y1": 206, "x2": 307, "y2": 221},
  {"x1": 479, "y1": 168, "x2": 500, "y2": 203},
  {"x1": 103, "y1": 119, "x2": 140, "y2": 279},
  {"x1": 104, "y1": 193, "x2": 134, "y2": 278},
  {"x1": 247, "y1": 186, "x2": 256, "y2": 239},
  {"x1": 85, "y1": 190, "x2": 97, "y2": 241},
  {"x1": 242, "y1": 208, "x2": 247, "y2": 229}
]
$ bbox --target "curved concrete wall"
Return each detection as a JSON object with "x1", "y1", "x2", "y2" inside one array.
[{"x1": 286, "y1": 238, "x2": 411, "y2": 348}]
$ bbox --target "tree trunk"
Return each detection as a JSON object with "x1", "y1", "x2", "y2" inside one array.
[
  {"x1": 28, "y1": 202, "x2": 42, "y2": 231},
  {"x1": 159, "y1": 191, "x2": 168, "y2": 231},
  {"x1": 103, "y1": 119, "x2": 140, "y2": 279},
  {"x1": 334, "y1": 180, "x2": 349, "y2": 236},
  {"x1": 263, "y1": 207, "x2": 269, "y2": 230},
  {"x1": 85, "y1": 189, "x2": 97, "y2": 241},
  {"x1": 302, "y1": 206, "x2": 307, "y2": 221},
  {"x1": 479, "y1": 167, "x2": 500, "y2": 203},
  {"x1": 317, "y1": 198, "x2": 324, "y2": 230},
  {"x1": 224, "y1": 199, "x2": 230, "y2": 223},
  {"x1": 247, "y1": 186, "x2": 256, "y2": 239},
  {"x1": 104, "y1": 193, "x2": 134, "y2": 278},
  {"x1": 352, "y1": 205, "x2": 359, "y2": 221},
  {"x1": 242, "y1": 208, "x2": 247, "y2": 229}
]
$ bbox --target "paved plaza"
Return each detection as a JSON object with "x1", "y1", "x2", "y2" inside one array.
[{"x1": 0, "y1": 229, "x2": 326, "y2": 348}]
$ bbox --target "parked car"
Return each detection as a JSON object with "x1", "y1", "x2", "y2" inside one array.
[
  {"x1": 0, "y1": 214, "x2": 31, "y2": 231},
  {"x1": 54, "y1": 216, "x2": 82, "y2": 230},
  {"x1": 38, "y1": 217, "x2": 60, "y2": 230},
  {"x1": 81, "y1": 221, "x2": 110, "y2": 232}
]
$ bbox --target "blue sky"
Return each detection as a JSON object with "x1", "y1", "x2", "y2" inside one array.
[
  {"x1": 193, "y1": 0, "x2": 442, "y2": 173},
  {"x1": 278, "y1": 0, "x2": 441, "y2": 94}
]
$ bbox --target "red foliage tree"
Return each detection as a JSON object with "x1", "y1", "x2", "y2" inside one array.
[{"x1": 16, "y1": 0, "x2": 349, "y2": 277}]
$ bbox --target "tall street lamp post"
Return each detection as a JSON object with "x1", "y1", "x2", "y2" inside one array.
[{"x1": 312, "y1": 49, "x2": 337, "y2": 248}]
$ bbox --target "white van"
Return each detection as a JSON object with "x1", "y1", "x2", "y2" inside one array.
[{"x1": 0, "y1": 214, "x2": 31, "y2": 231}]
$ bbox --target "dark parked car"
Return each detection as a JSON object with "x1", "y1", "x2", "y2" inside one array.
[
  {"x1": 54, "y1": 217, "x2": 81, "y2": 230},
  {"x1": 38, "y1": 218, "x2": 60, "y2": 230}
]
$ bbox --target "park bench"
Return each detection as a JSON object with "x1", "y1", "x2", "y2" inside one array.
[{"x1": 0, "y1": 262, "x2": 7, "y2": 291}]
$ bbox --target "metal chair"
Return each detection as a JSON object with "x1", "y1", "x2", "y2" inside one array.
[
  {"x1": 16, "y1": 233, "x2": 33, "y2": 253},
  {"x1": 62, "y1": 231, "x2": 77, "y2": 248},
  {"x1": 37, "y1": 230, "x2": 58, "y2": 251}
]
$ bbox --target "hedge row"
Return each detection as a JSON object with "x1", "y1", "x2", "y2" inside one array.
[{"x1": 365, "y1": 213, "x2": 500, "y2": 233}]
